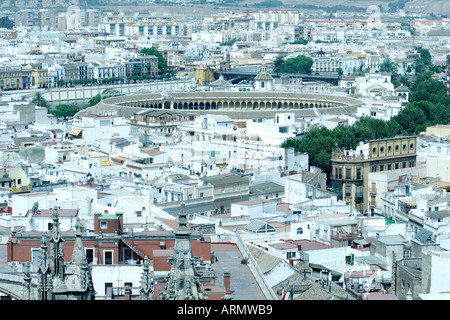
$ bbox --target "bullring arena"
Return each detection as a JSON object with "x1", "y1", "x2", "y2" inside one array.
[{"x1": 78, "y1": 91, "x2": 364, "y2": 119}]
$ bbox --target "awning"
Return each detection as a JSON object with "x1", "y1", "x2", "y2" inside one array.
[
  {"x1": 111, "y1": 156, "x2": 128, "y2": 164},
  {"x1": 399, "y1": 199, "x2": 416, "y2": 207},
  {"x1": 68, "y1": 128, "x2": 82, "y2": 137},
  {"x1": 100, "y1": 161, "x2": 118, "y2": 166}
]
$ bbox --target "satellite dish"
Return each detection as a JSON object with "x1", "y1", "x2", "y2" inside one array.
[{"x1": 32, "y1": 202, "x2": 39, "y2": 215}]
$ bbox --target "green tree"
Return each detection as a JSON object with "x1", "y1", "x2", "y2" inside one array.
[
  {"x1": 393, "y1": 104, "x2": 427, "y2": 135},
  {"x1": 0, "y1": 17, "x2": 14, "y2": 29},
  {"x1": 274, "y1": 55, "x2": 313, "y2": 74},
  {"x1": 291, "y1": 39, "x2": 308, "y2": 45},
  {"x1": 51, "y1": 104, "x2": 80, "y2": 118},
  {"x1": 85, "y1": 94, "x2": 101, "y2": 108},
  {"x1": 409, "y1": 76, "x2": 448, "y2": 105},
  {"x1": 32, "y1": 92, "x2": 50, "y2": 110},
  {"x1": 380, "y1": 57, "x2": 398, "y2": 75},
  {"x1": 415, "y1": 48, "x2": 433, "y2": 75}
]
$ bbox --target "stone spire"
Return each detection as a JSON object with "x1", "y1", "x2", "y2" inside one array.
[
  {"x1": 139, "y1": 256, "x2": 154, "y2": 300},
  {"x1": 71, "y1": 219, "x2": 87, "y2": 266},
  {"x1": 22, "y1": 262, "x2": 32, "y2": 300},
  {"x1": 159, "y1": 203, "x2": 208, "y2": 300},
  {"x1": 49, "y1": 207, "x2": 65, "y2": 280},
  {"x1": 35, "y1": 212, "x2": 96, "y2": 300},
  {"x1": 37, "y1": 233, "x2": 53, "y2": 300},
  {"x1": 70, "y1": 218, "x2": 96, "y2": 298}
]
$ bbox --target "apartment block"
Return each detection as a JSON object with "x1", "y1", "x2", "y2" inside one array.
[{"x1": 331, "y1": 136, "x2": 418, "y2": 215}]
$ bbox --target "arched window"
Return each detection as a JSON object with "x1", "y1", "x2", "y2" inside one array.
[
  {"x1": 296, "y1": 227, "x2": 303, "y2": 234},
  {"x1": 261, "y1": 81, "x2": 265, "y2": 88}
]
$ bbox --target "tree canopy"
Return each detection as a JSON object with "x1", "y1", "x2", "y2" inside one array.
[
  {"x1": 32, "y1": 92, "x2": 50, "y2": 110},
  {"x1": 274, "y1": 55, "x2": 313, "y2": 74},
  {"x1": 0, "y1": 17, "x2": 14, "y2": 29}
]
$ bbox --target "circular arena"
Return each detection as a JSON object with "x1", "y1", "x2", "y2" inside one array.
[{"x1": 79, "y1": 91, "x2": 364, "y2": 119}]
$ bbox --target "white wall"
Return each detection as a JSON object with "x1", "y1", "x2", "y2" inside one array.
[
  {"x1": 427, "y1": 249, "x2": 450, "y2": 295},
  {"x1": 11, "y1": 192, "x2": 56, "y2": 217},
  {"x1": 307, "y1": 246, "x2": 350, "y2": 270},
  {"x1": 289, "y1": 220, "x2": 312, "y2": 240},
  {"x1": 91, "y1": 264, "x2": 147, "y2": 298},
  {"x1": 230, "y1": 201, "x2": 277, "y2": 218},
  {"x1": 264, "y1": 257, "x2": 296, "y2": 287}
]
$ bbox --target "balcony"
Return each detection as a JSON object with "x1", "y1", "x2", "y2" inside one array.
[{"x1": 330, "y1": 232, "x2": 360, "y2": 241}]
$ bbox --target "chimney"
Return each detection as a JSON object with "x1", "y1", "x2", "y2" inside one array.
[
  {"x1": 116, "y1": 212, "x2": 124, "y2": 235},
  {"x1": 224, "y1": 273, "x2": 231, "y2": 294},
  {"x1": 94, "y1": 212, "x2": 101, "y2": 234},
  {"x1": 125, "y1": 286, "x2": 132, "y2": 300}
]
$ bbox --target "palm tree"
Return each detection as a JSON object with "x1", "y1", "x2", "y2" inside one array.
[{"x1": 32, "y1": 92, "x2": 50, "y2": 110}]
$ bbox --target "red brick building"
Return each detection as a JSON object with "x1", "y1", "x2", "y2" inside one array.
[{"x1": 7, "y1": 211, "x2": 211, "y2": 268}]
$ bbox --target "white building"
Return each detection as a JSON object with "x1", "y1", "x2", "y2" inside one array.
[
  {"x1": 381, "y1": 181, "x2": 447, "y2": 237},
  {"x1": 230, "y1": 199, "x2": 277, "y2": 218},
  {"x1": 355, "y1": 73, "x2": 394, "y2": 97},
  {"x1": 417, "y1": 134, "x2": 450, "y2": 182},
  {"x1": 68, "y1": 115, "x2": 132, "y2": 147},
  {"x1": 368, "y1": 167, "x2": 425, "y2": 216},
  {"x1": 246, "y1": 113, "x2": 302, "y2": 146},
  {"x1": 420, "y1": 248, "x2": 450, "y2": 298},
  {"x1": 92, "y1": 264, "x2": 146, "y2": 298}
]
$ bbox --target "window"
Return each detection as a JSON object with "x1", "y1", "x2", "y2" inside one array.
[
  {"x1": 32, "y1": 249, "x2": 40, "y2": 266},
  {"x1": 335, "y1": 167, "x2": 342, "y2": 179},
  {"x1": 105, "y1": 283, "x2": 113, "y2": 296},
  {"x1": 356, "y1": 185, "x2": 362, "y2": 197},
  {"x1": 297, "y1": 227, "x2": 303, "y2": 234},
  {"x1": 287, "y1": 252, "x2": 296, "y2": 259},
  {"x1": 346, "y1": 168, "x2": 351, "y2": 179},
  {"x1": 86, "y1": 248, "x2": 94, "y2": 264},
  {"x1": 104, "y1": 251, "x2": 113, "y2": 265},
  {"x1": 100, "y1": 221, "x2": 107, "y2": 229},
  {"x1": 345, "y1": 184, "x2": 351, "y2": 197},
  {"x1": 124, "y1": 248, "x2": 132, "y2": 262},
  {"x1": 356, "y1": 168, "x2": 361, "y2": 180}
]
